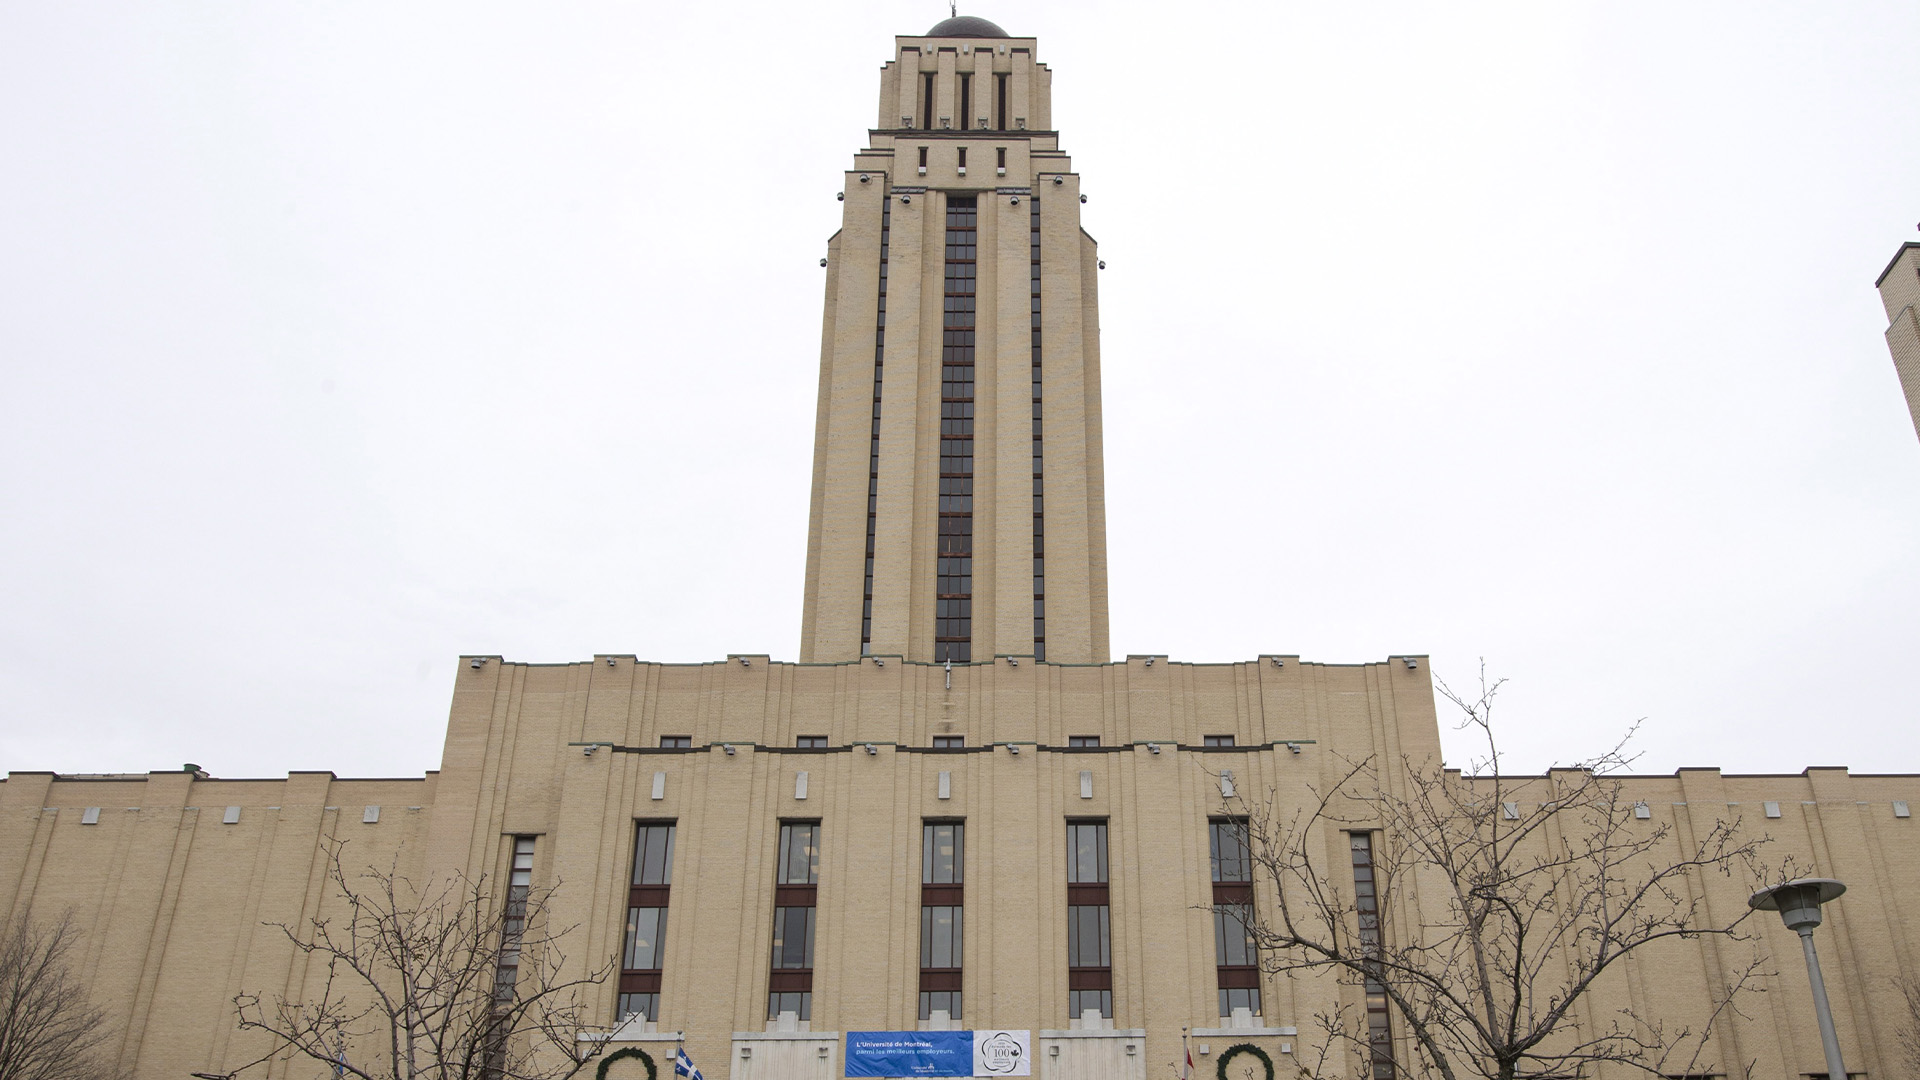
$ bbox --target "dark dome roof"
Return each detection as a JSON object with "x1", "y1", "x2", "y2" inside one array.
[{"x1": 925, "y1": 15, "x2": 1010, "y2": 38}]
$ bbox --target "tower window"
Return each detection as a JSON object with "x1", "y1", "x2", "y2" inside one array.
[
  {"x1": 920, "y1": 146, "x2": 929, "y2": 169},
  {"x1": 920, "y1": 821, "x2": 965, "y2": 1020},
  {"x1": 1210, "y1": 819, "x2": 1259, "y2": 1018},
  {"x1": 996, "y1": 73, "x2": 1008, "y2": 130},
  {"x1": 959, "y1": 74, "x2": 971, "y2": 131},
  {"x1": 1065, "y1": 820, "x2": 1111, "y2": 1019},
  {"x1": 860, "y1": 196, "x2": 892, "y2": 654},
  {"x1": 618, "y1": 823, "x2": 677, "y2": 1023},
  {"x1": 958, "y1": 147, "x2": 967, "y2": 170},
  {"x1": 768, "y1": 822, "x2": 821, "y2": 1020},
  {"x1": 935, "y1": 196, "x2": 977, "y2": 664},
  {"x1": 923, "y1": 74, "x2": 936, "y2": 131},
  {"x1": 997, "y1": 147, "x2": 1007, "y2": 169}
]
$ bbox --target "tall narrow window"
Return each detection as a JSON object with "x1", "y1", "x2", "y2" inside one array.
[
  {"x1": 485, "y1": 836, "x2": 537, "y2": 1077},
  {"x1": 618, "y1": 823, "x2": 676, "y2": 1022},
  {"x1": 1029, "y1": 196, "x2": 1045, "y2": 659},
  {"x1": 996, "y1": 73, "x2": 1008, "y2": 130},
  {"x1": 920, "y1": 822, "x2": 965, "y2": 1019},
  {"x1": 860, "y1": 196, "x2": 891, "y2": 654},
  {"x1": 769, "y1": 822, "x2": 821, "y2": 1020},
  {"x1": 923, "y1": 73, "x2": 936, "y2": 131},
  {"x1": 1351, "y1": 832, "x2": 1396, "y2": 1079},
  {"x1": 957, "y1": 147, "x2": 967, "y2": 171},
  {"x1": 1065, "y1": 820, "x2": 1111, "y2": 1019},
  {"x1": 959, "y1": 74, "x2": 972, "y2": 129},
  {"x1": 1210, "y1": 819, "x2": 1259, "y2": 1017},
  {"x1": 935, "y1": 196, "x2": 977, "y2": 663}
]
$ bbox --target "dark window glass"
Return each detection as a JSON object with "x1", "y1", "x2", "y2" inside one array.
[
  {"x1": 996, "y1": 73, "x2": 1008, "y2": 129},
  {"x1": 1209, "y1": 820, "x2": 1250, "y2": 883},
  {"x1": 768, "y1": 991, "x2": 811, "y2": 1021},
  {"x1": 1204, "y1": 735, "x2": 1236, "y2": 748},
  {"x1": 624, "y1": 907, "x2": 668, "y2": 969},
  {"x1": 959, "y1": 74, "x2": 971, "y2": 128},
  {"x1": 633, "y1": 824, "x2": 676, "y2": 885},
  {"x1": 1065, "y1": 905, "x2": 1110, "y2": 966},
  {"x1": 778, "y1": 823, "x2": 821, "y2": 884},
  {"x1": 770, "y1": 906, "x2": 815, "y2": 968},
  {"x1": 1218, "y1": 987, "x2": 1261, "y2": 1018},
  {"x1": 658, "y1": 736, "x2": 692, "y2": 749},
  {"x1": 1066, "y1": 822, "x2": 1108, "y2": 883},
  {"x1": 933, "y1": 735, "x2": 965, "y2": 749},
  {"x1": 1068, "y1": 736, "x2": 1100, "y2": 748},
  {"x1": 1352, "y1": 832, "x2": 1395, "y2": 1078},
  {"x1": 921, "y1": 905, "x2": 963, "y2": 967},
  {"x1": 796, "y1": 735, "x2": 829, "y2": 749},
  {"x1": 617, "y1": 992, "x2": 659, "y2": 1022},
  {"x1": 1067, "y1": 989, "x2": 1111, "y2": 1020},
  {"x1": 919, "y1": 990, "x2": 962, "y2": 1021},
  {"x1": 923, "y1": 822, "x2": 964, "y2": 883},
  {"x1": 1213, "y1": 908, "x2": 1254, "y2": 966},
  {"x1": 922, "y1": 74, "x2": 935, "y2": 130}
]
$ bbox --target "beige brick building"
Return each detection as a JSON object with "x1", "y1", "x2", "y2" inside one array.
[
  {"x1": 5, "y1": 15, "x2": 1920, "y2": 1080},
  {"x1": 1879, "y1": 241, "x2": 1920, "y2": 445}
]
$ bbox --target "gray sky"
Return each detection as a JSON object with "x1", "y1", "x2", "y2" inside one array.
[{"x1": 3, "y1": 1, "x2": 1916, "y2": 781}]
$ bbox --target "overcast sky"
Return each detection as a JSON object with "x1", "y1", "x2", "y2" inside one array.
[{"x1": 3, "y1": 1, "x2": 1917, "y2": 781}]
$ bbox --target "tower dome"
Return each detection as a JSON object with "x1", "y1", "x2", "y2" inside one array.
[{"x1": 924, "y1": 14, "x2": 1010, "y2": 37}]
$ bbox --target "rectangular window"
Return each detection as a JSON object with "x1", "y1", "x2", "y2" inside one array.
[
  {"x1": 923, "y1": 74, "x2": 936, "y2": 131},
  {"x1": 919, "y1": 145, "x2": 929, "y2": 169},
  {"x1": 1029, "y1": 195, "x2": 1044, "y2": 661},
  {"x1": 769, "y1": 822, "x2": 820, "y2": 1020},
  {"x1": 1204, "y1": 735, "x2": 1236, "y2": 747},
  {"x1": 618, "y1": 823, "x2": 676, "y2": 1022},
  {"x1": 1352, "y1": 832, "x2": 1395, "y2": 1079},
  {"x1": 935, "y1": 196, "x2": 978, "y2": 664},
  {"x1": 658, "y1": 736, "x2": 692, "y2": 749},
  {"x1": 957, "y1": 146, "x2": 967, "y2": 169},
  {"x1": 996, "y1": 73, "x2": 1008, "y2": 129},
  {"x1": 933, "y1": 735, "x2": 965, "y2": 749},
  {"x1": 495, "y1": 836, "x2": 536, "y2": 1003},
  {"x1": 1067, "y1": 736, "x2": 1100, "y2": 748},
  {"x1": 1210, "y1": 818, "x2": 1258, "y2": 1017},
  {"x1": 997, "y1": 147, "x2": 1007, "y2": 169},
  {"x1": 796, "y1": 735, "x2": 830, "y2": 749},
  {"x1": 959, "y1": 74, "x2": 971, "y2": 129},
  {"x1": 860, "y1": 195, "x2": 892, "y2": 654},
  {"x1": 920, "y1": 821, "x2": 965, "y2": 1020},
  {"x1": 1065, "y1": 821, "x2": 1111, "y2": 1019}
]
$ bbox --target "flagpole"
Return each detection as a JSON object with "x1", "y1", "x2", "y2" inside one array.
[{"x1": 1181, "y1": 1026, "x2": 1191, "y2": 1080}]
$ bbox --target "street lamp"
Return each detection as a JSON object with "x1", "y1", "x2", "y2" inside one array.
[{"x1": 1750, "y1": 877, "x2": 1849, "y2": 1080}]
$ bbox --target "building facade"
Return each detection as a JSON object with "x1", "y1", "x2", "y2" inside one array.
[
  {"x1": 1878, "y1": 240, "x2": 1920, "y2": 445},
  {"x1": 5, "y1": 17, "x2": 1920, "y2": 1080}
]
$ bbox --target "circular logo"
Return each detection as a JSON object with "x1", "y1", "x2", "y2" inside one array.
[{"x1": 978, "y1": 1031, "x2": 1024, "y2": 1074}]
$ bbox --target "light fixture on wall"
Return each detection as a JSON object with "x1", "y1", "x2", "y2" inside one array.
[
  {"x1": 860, "y1": 173, "x2": 870, "y2": 183},
  {"x1": 723, "y1": 744, "x2": 736, "y2": 756},
  {"x1": 901, "y1": 194, "x2": 912, "y2": 204},
  {"x1": 739, "y1": 657, "x2": 751, "y2": 667},
  {"x1": 1080, "y1": 194, "x2": 1087, "y2": 204},
  {"x1": 469, "y1": 657, "x2": 484, "y2": 669},
  {"x1": 874, "y1": 657, "x2": 885, "y2": 667},
  {"x1": 1148, "y1": 743, "x2": 1160, "y2": 755},
  {"x1": 606, "y1": 656, "x2": 616, "y2": 667},
  {"x1": 1007, "y1": 744, "x2": 1020, "y2": 755},
  {"x1": 1270, "y1": 657, "x2": 1284, "y2": 668},
  {"x1": 1286, "y1": 742, "x2": 1301, "y2": 755},
  {"x1": 1403, "y1": 657, "x2": 1418, "y2": 670},
  {"x1": 1144, "y1": 656, "x2": 1154, "y2": 667},
  {"x1": 1010, "y1": 196, "x2": 1019, "y2": 205},
  {"x1": 1052, "y1": 176, "x2": 1063, "y2": 185},
  {"x1": 865, "y1": 743, "x2": 878, "y2": 756},
  {"x1": 820, "y1": 258, "x2": 828, "y2": 267}
]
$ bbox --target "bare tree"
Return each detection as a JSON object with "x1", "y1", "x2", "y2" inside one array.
[
  {"x1": 228, "y1": 839, "x2": 611, "y2": 1080},
  {"x1": 0, "y1": 912, "x2": 116, "y2": 1080},
  {"x1": 1223, "y1": 669, "x2": 1771, "y2": 1080},
  {"x1": 1896, "y1": 976, "x2": 1920, "y2": 1077}
]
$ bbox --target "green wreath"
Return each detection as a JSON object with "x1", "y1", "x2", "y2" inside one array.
[
  {"x1": 595, "y1": 1046, "x2": 656, "y2": 1080},
  {"x1": 1216, "y1": 1041, "x2": 1275, "y2": 1080}
]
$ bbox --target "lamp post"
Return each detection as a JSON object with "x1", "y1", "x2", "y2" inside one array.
[{"x1": 1750, "y1": 877, "x2": 1849, "y2": 1080}]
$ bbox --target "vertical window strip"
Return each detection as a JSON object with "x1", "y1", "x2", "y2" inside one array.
[
  {"x1": 1065, "y1": 820, "x2": 1112, "y2": 1019},
  {"x1": 1209, "y1": 819, "x2": 1259, "y2": 1017},
  {"x1": 1351, "y1": 832, "x2": 1396, "y2": 1079},
  {"x1": 996, "y1": 73, "x2": 1008, "y2": 130},
  {"x1": 919, "y1": 822, "x2": 965, "y2": 1020},
  {"x1": 959, "y1": 74, "x2": 971, "y2": 130},
  {"x1": 769, "y1": 822, "x2": 821, "y2": 1020},
  {"x1": 861, "y1": 198, "x2": 891, "y2": 655},
  {"x1": 1029, "y1": 196, "x2": 1045, "y2": 661},
  {"x1": 618, "y1": 823, "x2": 676, "y2": 1023},
  {"x1": 484, "y1": 836, "x2": 536, "y2": 1077},
  {"x1": 923, "y1": 73, "x2": 936, "y2": 131},
  {"x1": 935, "y1": 196, "x2": 977, "y2": 664}
]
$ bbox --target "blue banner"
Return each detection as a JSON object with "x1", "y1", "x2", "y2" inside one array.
[{"x1": 844, "y1": 1031, "x2": 974, "y2": 1077}]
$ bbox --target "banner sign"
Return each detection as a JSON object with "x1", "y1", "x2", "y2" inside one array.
[{"x1": 844, "y1": 1030, "x2": 1031, "y2": 1077}]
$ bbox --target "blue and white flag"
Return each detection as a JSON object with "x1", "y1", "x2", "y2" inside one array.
[{"x1": 674, "y1": 1048, "x2": 704, "y2": 1080}]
